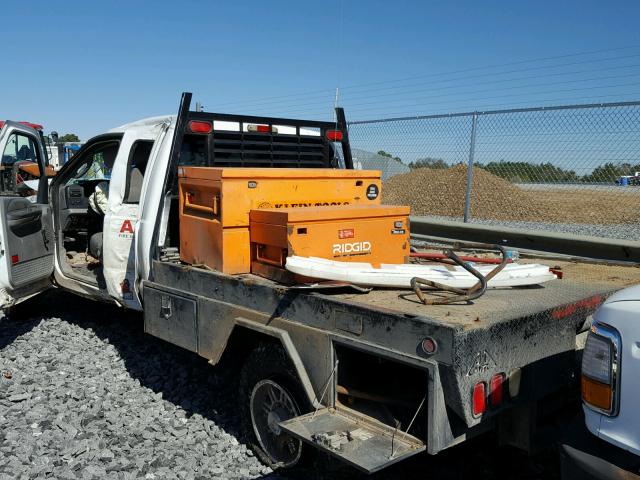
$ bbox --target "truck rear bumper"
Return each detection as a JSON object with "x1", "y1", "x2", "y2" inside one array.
[{"x1": 560, "y1": 417, "x2": 640, "y2": 480}]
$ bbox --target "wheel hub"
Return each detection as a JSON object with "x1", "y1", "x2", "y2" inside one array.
[{"x1": 250, "y1": 379, "x2": 302, "y2": 467}]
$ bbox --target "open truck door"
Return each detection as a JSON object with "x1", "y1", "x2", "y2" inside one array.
[{"x1": 0, "y1": 121, "x2": 53, "y2": 307}]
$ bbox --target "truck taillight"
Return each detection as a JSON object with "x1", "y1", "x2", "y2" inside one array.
[
  {"x1": 581, "y1": 322, "x2": 621, "y2": 416},
  {"x1": 188, "y1": 120, "x2": 212, "y2": 134},
  {"x1": 472, "y1": 382, "x2": 486, "y2": 417},
  {"x1": 326, "y1": 130, "x2": 343, "y2": 141},
  {"x1": 489, "y1": 373, "x2": 505, "y2": 408}
]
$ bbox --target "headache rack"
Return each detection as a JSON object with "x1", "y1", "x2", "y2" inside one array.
[{"x1": 174, "y1": 93, "x2": 353, "y2": 170}]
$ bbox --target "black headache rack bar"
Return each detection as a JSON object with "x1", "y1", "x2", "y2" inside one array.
[{"x1": 181, "y1": 95, "x2": 353, "y2": 169}]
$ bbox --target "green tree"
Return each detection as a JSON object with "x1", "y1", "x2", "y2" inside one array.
[
  {"x1": 376, "y1": 150, "x2": 402, "y2": 163},
  {"x1": 481, "y1": 160, "x2": 578, "y2": 183},
  {"x1": 58, "y1": 133, "x2": 80, "y2": 143},
  {"x1": 409, "y1": 157, "x2": 450, "y2": 169},
  {"x1": 582, "y1": 162, "x2": 640, "y2": 183}
]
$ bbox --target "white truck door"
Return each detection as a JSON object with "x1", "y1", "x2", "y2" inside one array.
[
  {"x1": 0, "y1": 122, "x2": 53, "y2": 306},
  {"x1": 102, "y1": 124, "x2": 165, "y2": 310}
]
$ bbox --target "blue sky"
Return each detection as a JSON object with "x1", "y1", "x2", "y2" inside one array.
[{"x1": 2, "y1": 0, "x2": 639, "y2": 140}]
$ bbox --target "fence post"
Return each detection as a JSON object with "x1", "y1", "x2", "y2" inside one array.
[{"x1": 463, "y1": 112, "x2": 478, "y2": 223}]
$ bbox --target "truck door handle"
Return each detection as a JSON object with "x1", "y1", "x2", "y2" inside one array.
[{"x1": 160, "y1": 296, "x2": 172, "y2": 319}]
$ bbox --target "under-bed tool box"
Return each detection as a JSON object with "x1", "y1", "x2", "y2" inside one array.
[
  {"x1": 178, "y1": 167, "x2": 383, "y2": 274},
  {"x1": 249, "y1": 204, "x2": 410, "y2": 281}
]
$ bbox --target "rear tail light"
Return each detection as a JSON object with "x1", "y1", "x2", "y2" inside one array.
[
  {"x1": 581, "y1": 322, "x2": 621, "y2": 416},
  {"x1": 472, "y1": 382, "x2": 486, "y2": 417},
  {"x1": 11, "y1": 255, "x2": 19, "y2": 265},
  {"x1": 489, "y1": 373, "x2": 505, "y2": 408},
  {"x1": 188, "y1": 120, "x2": 213, "y2": 134},
  {"x1": 326, "y1": 130, "x2": 343, "y2": 142}
]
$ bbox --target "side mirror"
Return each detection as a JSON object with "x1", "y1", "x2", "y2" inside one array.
[{"x1": 50, "y1": 131, "x2": 59, "y2": 143}]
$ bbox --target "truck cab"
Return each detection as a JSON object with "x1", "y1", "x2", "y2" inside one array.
[{"x1": 561, "y1": 284, "x2": 640, "y2": 479}]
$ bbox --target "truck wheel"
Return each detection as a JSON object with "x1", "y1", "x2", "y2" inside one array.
[{"x1": 239, "y1": 344, "x2": 311, "y2": 469}]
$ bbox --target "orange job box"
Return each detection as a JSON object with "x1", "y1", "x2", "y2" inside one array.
[
  {"x1": 178, "y1": 167, "x2": 383, "y2": 274},
  {"x1": 249, "y1": 204, "x2": 410, "y2": 282}
]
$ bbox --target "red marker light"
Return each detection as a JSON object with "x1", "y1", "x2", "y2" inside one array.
[
  {"x1": 472, "y1": 382, "x2": 486, "y2": 417},
  {"x1": 247, "y1": 124, "x2": 277, "y2": 133},
  {"x1": 489, "y1": 373, "x2": 505, "y2": 408},
  {"x1": 188, "y1": 120, "x2": 212, "y2": 134},
  {"x1": 11, "y1": 255, "x2": 19, "y2": 265},
  {"x1": 326, "y1": 130, "x2": 343, "y2": 142},
  {"x1": 420, "y1": 337, "x2": 437, "y2": 355}
]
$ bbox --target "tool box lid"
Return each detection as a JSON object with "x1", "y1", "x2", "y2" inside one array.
[
  {"x1": 178, "y1": 166, "x2": 381, "y2": 181},
  {"x1": 250, "y1": 204, "x2": 410, "y2": 223}
]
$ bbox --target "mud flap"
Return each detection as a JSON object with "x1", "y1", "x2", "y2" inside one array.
[{"x1": 279, "y1": 405, "x2": 425, "y2": 473}]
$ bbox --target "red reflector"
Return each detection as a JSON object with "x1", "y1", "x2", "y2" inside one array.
[
  {"x1": 472, "y1": 382, "x2": 486, "y2": 417},
  {"x1": 11, "y1": 255, "x2": 19, "y2": 265},
  {"x1": 420, "y1": 337, "x2": 437, "y2": 354},
  {"x1": 188, "y1": 120, "x2": 212, "y2": 134},
  {"x1": 489, "y1": 373, "x2": 505, "y2": 408},
  {"x1": 338, "y1": 229, "x2": 354, "y2": 239},
  {"x1": 326, "y1": 130, "x2": 343, "y2": 141}
]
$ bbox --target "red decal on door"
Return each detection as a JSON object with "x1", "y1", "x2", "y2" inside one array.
[{"x1": 120, "y1": 220, "x2": 134, "y2": 234}]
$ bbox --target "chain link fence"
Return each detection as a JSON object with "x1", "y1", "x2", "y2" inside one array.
[{"x1": 348, "y1": 101, "x2": 640, "y2": 240}]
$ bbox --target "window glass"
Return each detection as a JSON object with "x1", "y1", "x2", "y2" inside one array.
[
  {"x1": 67, "y1": 142, "x2": 119, "y2": 184},
  {"x1": 0, "y1": 133, "x2": 42, "y2": 198},
  {"x1": 1, "y1": 133, "x2": 38, "y2": 165},
  {"x1": 124, "y1": 140, "x2": 153, "y2": 203},
  {"x1": 179, "y1": 134, "x2": 207, "y2": 167}
]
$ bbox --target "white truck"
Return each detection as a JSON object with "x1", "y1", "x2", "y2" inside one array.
[
  {"x1": 2, "y1": 94, "x2": 640, "y2": 474},
  {"x1": 561, "y1": 285, "x2": 640, "y2": 479}
]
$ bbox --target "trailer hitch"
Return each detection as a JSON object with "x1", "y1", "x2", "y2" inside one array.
[{"x1": 410, "y1": 242, "x2": 509, "y2": 305}]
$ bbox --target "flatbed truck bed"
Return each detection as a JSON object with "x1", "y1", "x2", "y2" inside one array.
[{"x1": 143, "y1": 257, "x2": 640, "y2": 472}]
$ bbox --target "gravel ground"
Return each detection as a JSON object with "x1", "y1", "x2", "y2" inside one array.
[
  {"x1": 1, "y1": 291, "x2": 562, "y2": 480},
  {"x1": 0, "y1": 293, "x2": 272, "y2": 480},
  {"x1": 424, "y1": 215, "x2": 638, "y2": 240}
]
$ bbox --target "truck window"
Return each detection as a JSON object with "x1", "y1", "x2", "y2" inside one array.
[
  {"x1": 179, "y1": 134, "x2": 207, "y2": 167},
  {"x1": 1, "y1": 132, "x2": 38, "y2": 165},
  {"x1": 0, "y1": 132, "x2": 43, "y2": 196},
  {"x1": 69, "y1": 143, "x2": 119, "y2": 183},
  {"x1": 124, "y1": 140, "x2": 153, "y2": 203}
]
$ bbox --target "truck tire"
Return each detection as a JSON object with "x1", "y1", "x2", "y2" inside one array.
[{"x1": 239, "y1": 344, "x2": 312, "y2": 469}]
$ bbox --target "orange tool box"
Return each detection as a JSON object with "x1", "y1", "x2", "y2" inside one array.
[
  {"x1": 178, "y1": 167, "x2": 383, "y2": 274},
  {"x1": 249, "y1": 204, "x2": 410, "y2": 282}
]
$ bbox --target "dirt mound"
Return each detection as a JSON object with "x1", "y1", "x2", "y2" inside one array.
[{"x1": 382, "y1": 164, "x2": 552, "y2": 221}]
